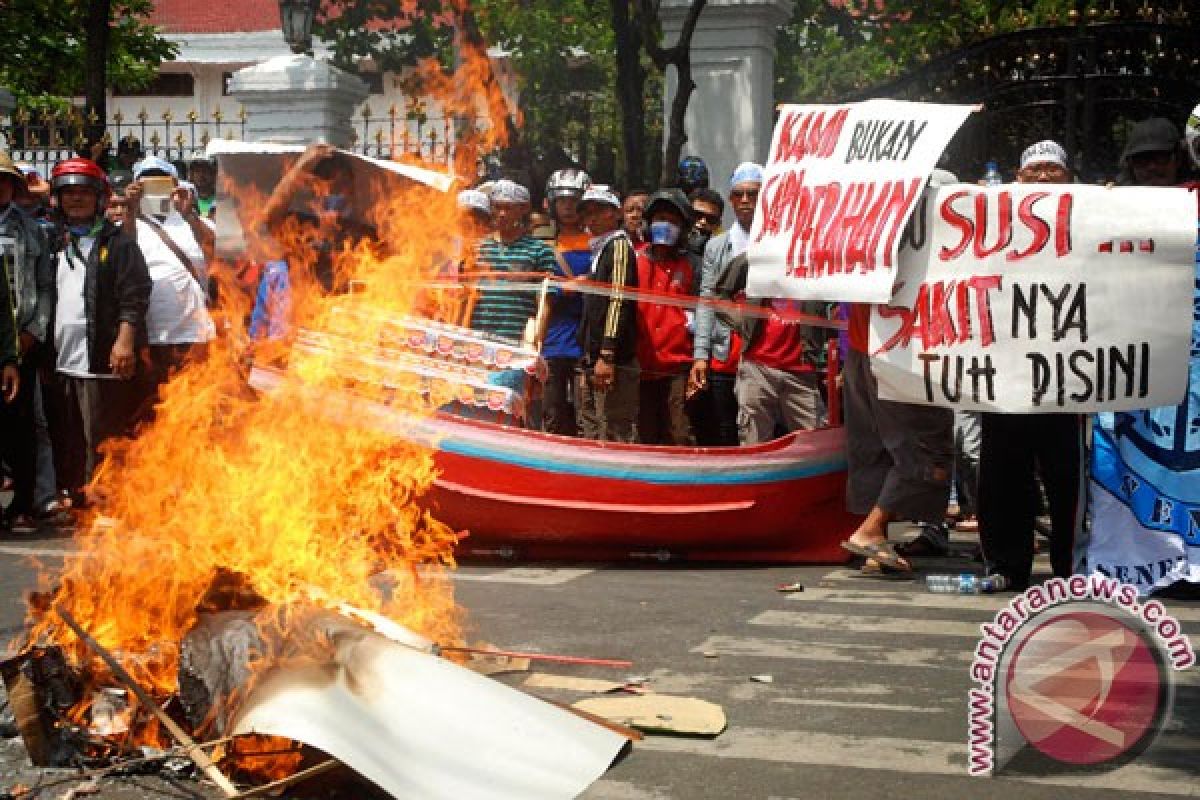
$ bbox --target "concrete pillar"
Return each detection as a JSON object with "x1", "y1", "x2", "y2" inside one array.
[
  {"x1": 226, "y1": 54, "x2": 368, "y2": 148},
  {"x1": 0, "y1": 87, "x2": 15, "y2": 150},
  {"x1": 659, "y1": 0, "x2": 791, "y2": 209}
]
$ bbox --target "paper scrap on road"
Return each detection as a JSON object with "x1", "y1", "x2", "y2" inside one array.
[
  {"x1": 525, "y1": 674, "x2": 627, "y2": 693},
  {"x1": 573, "y1": 695, "x2": 727, "y2": 737}
]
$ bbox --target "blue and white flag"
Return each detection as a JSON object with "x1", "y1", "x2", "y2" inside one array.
[{"x1": 1085, "y1": 220, "x2": 1200, "y2": 594}]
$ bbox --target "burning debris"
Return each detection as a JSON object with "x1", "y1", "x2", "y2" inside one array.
[{"x1": 4, "y1": 569, "x2": 632, "y2": 799}]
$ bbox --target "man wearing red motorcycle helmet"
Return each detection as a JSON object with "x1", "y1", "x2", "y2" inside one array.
[{"x1": 45, "y1": 157, "x2": 151, "y2": 506}]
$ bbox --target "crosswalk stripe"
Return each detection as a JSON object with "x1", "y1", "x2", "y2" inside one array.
[
  {"x1": 692, "y1": 634, "x2": 972, "y2": 668},
  {"x1": 450, "y1": 567, "x2": 597, "y2": 585},
  {"x1": 788, "y1": 585, "x2": 1200, "y2": 622},
  {"x1": 773, "y1": 697, "x2": 944, "y2": 714},
  {"x1": 751, "y1": 609, "x2": 984, "y2": 637},
  {"x1": 631, "y1": 726, "x2": 1200, "y2": 795},
  {"x1": 0, "y1": 545, "x2": 75, "y2": 558}
]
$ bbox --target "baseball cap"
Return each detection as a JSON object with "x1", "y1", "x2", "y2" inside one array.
[
  {"x1": 457, "y1": 188, "x2": 491, "y2": 216},
  {"x1": 578, "y1": 185, "x2": 621, "y2": 211},
  {"x1": 132, "y1": 155, "x2": 179, "y2": 180},
  {"x1": 488, "y1": 179, "x2": 530, "y2": 205},
  {"x1": 1121, "y1": 117, "x2": 1181, "y2": 162},
  {"x1": 1020, "y1": 140, "x2": 1069, "y2": 170},
  {"x1": 730, "y1": 162, "x2": 764, "y2": 188}
]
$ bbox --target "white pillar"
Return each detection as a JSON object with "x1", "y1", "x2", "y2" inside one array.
[
  {"x1": 659, "y1": 0, "x2": 791, "y2": 208},
  {"x1": 0, "y1": 87, "x2": 15, "y2": 149},
  {"x1": 226, "y1": 54, "x2": 368, "y2": 148}
]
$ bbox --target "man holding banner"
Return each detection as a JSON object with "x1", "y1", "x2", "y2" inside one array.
[
  {"x1": 865, "y1": 125, "x2": 1197, "y2": 590},
  {"x1": 976, "y1": 141, "x2": 1087, "y2": 591},
  {"x1": 747, "y1": 99, "x2": 976, "y2": 572}
]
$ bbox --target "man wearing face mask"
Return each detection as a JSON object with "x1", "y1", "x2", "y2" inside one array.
[{"x1": 634, "y1": 189, "x2": 697, "y2": 445}]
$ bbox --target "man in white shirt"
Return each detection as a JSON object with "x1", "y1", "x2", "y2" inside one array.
[{"x1": 122, "y1": 156, "x2": 216, "y2": 421}]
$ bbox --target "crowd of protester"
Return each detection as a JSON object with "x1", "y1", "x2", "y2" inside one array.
[
  {"x1": 2, "y1": 107, "x2": 1198, "y2": 598},
  {"x1": 0, "y1": 137, "x2": 216, "y2": 532},
  {"x1": 459, "y1": 157, "x2": 834, "y2": 449}
]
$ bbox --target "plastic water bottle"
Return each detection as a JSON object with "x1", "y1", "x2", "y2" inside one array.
[
  {"x1": 983, "y1": 161, "x2": 1003, "y2": 186},
  {"x1": 926, "y1": 573, "x2": 1009, "y2": 594}
]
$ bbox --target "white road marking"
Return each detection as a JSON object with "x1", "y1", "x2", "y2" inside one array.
[
  {"x1": 635, "y1": 726, "x2": 1200, "y2": 795},
  {"x1": 751, "y1": 609, "x2": 984, "y2": 637},
  {"x1": 774, "y1": 697, "x2": 944, "y2": 714},
  {"x1": 583, "y1": 780, "x2": 674, "y2": 800},
  {"x1": 791, "y1": 585, "x2": 1200, "y2": 622},
  {"x1": 0, "y1": 545, "x2": 75, "y2": 558},
  {"x1": 691, "y1": 635, "x2": 972, "y2": 668},
  {"x1": 451, "y1": 567, "x2": 597, "y2": 585}
]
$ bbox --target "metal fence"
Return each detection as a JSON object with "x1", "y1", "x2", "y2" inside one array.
[{"x1": 1, "y1": 102, "x2": 481, "y2": 174}]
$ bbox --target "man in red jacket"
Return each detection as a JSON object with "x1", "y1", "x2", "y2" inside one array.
[{"x1": 635, "y1": 189, "x2": 696, "y2": 445}]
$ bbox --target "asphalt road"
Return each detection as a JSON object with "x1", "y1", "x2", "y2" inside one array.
[{"x1": 0, "y1": 525, "x2": 1197, "y2": 800}]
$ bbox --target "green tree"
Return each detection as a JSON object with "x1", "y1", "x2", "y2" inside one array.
[
  {"x1": 775, "y1": 1, "x2": 1173, "y2": 103},
  {"x1": 315, "y1": 0, "x2": 710, "y2": 190},
  {"x1": 0, "y1": 0, "x2": 177, "y2": 133}
]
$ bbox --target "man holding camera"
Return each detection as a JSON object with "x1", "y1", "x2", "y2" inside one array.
[{"x1": 122, "y1": 156, "x2": 215, "y2": 422}]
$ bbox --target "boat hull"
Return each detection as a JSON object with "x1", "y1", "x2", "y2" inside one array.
[
  {"x1": 423, "y1": 414, "x2": 857, "y2": 564},
  {"x1": 250, "y1": 367, "x2": 857, "y2": 563}
]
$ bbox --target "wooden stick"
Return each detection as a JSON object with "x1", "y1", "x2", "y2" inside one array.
[
  {"x1": 54, "y1": 607, "x2": 240, "y2": 798},
  {"x1": 539, "y1": 697, "x2": 643, "y2": 742},
  {"x1": 228, "y1": 759, "x2": 340, "y2": 799},
  {"x1": 439, "y1": 645, "x2": 632, "y2": 669}
]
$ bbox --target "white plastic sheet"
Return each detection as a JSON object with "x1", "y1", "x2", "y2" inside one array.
[{"x1": 229, "y1": 616, "x2": 627, "y2": 800}]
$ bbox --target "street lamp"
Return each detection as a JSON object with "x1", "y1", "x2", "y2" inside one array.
[{"x1": 278, "y1": 0, "x2": 319, "y2": 55}]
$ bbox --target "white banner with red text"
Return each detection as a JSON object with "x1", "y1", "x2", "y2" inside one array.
[
  {"x1": 746, "y1": 99, "x2": 975, "y2": 302},
  {"x1": 869, "y1": 183, "x2": 1196, "y2": 413}
]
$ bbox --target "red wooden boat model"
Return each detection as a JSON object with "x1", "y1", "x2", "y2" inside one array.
[{"x1": 251, "y1": 364, "x2": 857, "y2": 563}]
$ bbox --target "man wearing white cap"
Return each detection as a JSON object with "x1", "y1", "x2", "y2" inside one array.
[
  {"x1": 977, "y1": 140, "x2": 1084, "y2": 592},
  {"x1": 576, "y1": 185, "x2": 639, "y2": 442},
  {"x1": 122, "y1": 155, "x2": 216, "y2": 423},
  {"x1": 467, "y1": 180, "x2": 556, "y2": 343},
  {"x1": 688, "y1": 162, "x2": 826, "y2": 445}
]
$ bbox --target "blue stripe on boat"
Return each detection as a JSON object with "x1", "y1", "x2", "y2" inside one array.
[{"x1": 439, "y1": 437, "x2": 845, "y2": 485}]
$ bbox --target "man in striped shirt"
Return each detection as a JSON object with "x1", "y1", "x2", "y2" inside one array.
[{"x1": 468, "y1": 180, "x2": 556, "y2": 342}]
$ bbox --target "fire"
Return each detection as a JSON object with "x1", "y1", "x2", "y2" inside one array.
[{"x1": 21, "y1": 3, "x2": 514, "y2": 756}]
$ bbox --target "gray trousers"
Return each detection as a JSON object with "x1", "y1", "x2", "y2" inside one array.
[
  {"x1": 735, "y1": 360, "x2": 825, "y2": 444},
  {"x1": 576, "y1": 360, "x2": 639, "y2": 443},
  {"x1": 953, "y1": 411, "x2": 982, "y2": 516},
  {"x1": 844, "y1": 349, "x2": 953, "y2": 522}
]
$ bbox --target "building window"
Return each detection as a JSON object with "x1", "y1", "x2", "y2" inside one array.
[{"x1": 114, "y1": 73, "x2": 196, "y2": 97}]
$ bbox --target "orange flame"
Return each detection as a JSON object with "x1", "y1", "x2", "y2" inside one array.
[{"x1": 24, "y1": 4, "x2": 516, "y2": 752}]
